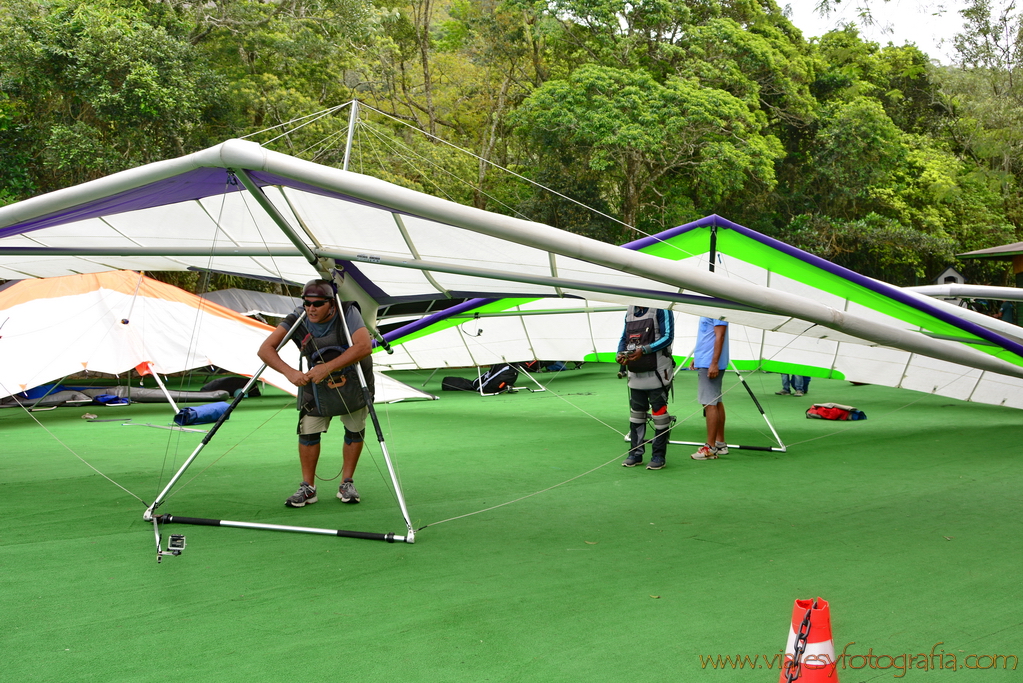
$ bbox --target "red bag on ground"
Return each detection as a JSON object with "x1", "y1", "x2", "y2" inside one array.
[{"x1": 805, "y1": 402, "x2": 866, "y2": 421}]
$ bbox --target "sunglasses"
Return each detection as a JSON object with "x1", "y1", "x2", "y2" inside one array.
[{"x1": 302, "y1": 299, "x2": 331, "y2": 308}]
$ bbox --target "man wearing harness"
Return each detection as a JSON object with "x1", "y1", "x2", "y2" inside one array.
[
  {"x1": 617, "y1": 306, "x2": 675, "y2": 470},
  {"x1": 257, "y1": 278, "x2": 374, "y2": 507}
]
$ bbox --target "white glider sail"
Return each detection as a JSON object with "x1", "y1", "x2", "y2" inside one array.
[
  {"x1": 0, "y1": 271, "x2": 435, "y2": 404},
  {"x1": 377, "y1": 217, "x2": 1023, "y2": 409},
  {"x1": 2, "y1": 142, "x2": 1022, "y2": 399}
]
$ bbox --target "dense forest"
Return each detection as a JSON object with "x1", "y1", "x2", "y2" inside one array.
[{"x1": 3, "y1": 0, "x2": 1023, "y2": 290}]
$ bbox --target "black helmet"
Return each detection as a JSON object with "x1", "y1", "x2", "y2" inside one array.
[{"x1": 302, "y1": 279, "x2": 335, "y2": 299}]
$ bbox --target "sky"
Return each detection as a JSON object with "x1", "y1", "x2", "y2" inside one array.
[{"x1": 781, "y1": 0, "x2": 972, "y2": 64}]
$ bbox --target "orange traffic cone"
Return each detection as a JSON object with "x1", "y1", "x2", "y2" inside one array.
[{"x1": 779, "y1": 597, "x2": 838, "y2": 682}]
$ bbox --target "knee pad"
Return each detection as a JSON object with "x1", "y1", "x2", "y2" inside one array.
[
  {"x1": 343, "y1": 428, "x2": 365, "y2": 445},
  {"x1": 630, "y1": 409, "x2": 648, "y2": 424},
  {"x1": 298, "y1": 433, "x2": 321, "y2": 447},
  {"x1": 652, "y1": 411, "x2": 674, "y2": 430}
]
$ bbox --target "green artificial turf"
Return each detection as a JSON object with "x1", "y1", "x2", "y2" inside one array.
[{"x1": 1, "y1": 365, "x2": 1020, "y2": 682}]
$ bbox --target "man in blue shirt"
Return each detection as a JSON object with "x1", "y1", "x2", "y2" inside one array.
[
  {"x1": 617, "y1": 306, "x2": 675, "y2": 470},
  {"x1": 692, "y1": 316, "x2": 729, "y2": 460}
]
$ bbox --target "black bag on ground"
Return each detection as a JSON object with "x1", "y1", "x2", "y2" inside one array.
[
  {"x1": 442, "y1": 376, "x2": 476, "y2": 392},
  {"x1": 201, "y1": 375, "x2": 261, "y2": 398},
  {"x1": 474, "y1": 364, "x2": 518, "y2": 394}
]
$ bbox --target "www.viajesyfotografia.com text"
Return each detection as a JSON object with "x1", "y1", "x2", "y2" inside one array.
[{"x1": 699, "y1": 643, "x2": 1017, "y2": 678}]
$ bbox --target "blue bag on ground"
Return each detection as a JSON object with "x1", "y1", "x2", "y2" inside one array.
[
  {"x1": 174, "y1": 401, "x2": 231, "y2": 426},
  {"x1": 94, "y1": 394, "x2": 130, "y2": 406}
]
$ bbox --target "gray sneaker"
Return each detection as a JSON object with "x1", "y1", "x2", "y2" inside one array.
[
  {"x1": 622, "y1": 452, "x2": 644, "y2": 467},
  {"x1": 337, "y1": 480, "x2": 360, "y2": 504},
  {"x1": 646, "y1": 456, "x2": 666, "y2": 470},
  {"x1": 285, "y1": 482, "x2": 317, "y2": 508}
]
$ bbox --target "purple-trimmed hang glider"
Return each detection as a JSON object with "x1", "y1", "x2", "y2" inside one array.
[{"x1": 3, "y1": 140, "x2": 1023, "y2": 403}]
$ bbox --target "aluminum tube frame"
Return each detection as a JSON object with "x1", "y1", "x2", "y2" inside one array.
[
  {"x1": 157, "y1": 514, "x2": 406, "y2": 543},
  {"x1": 342, "y1": 100, "x2": 358, "y2": 172},
  {"x1": 7, "y1": 137, "x2": 1020, "y2": 376},
  {"x1": 329, "y1": 282, "x2": 415, "y2": 543},
  {"x1": 235, "y1": 169, "x2": 414, "y2": 541},
  {"x1": 145, "y1": 365, "x2": 179, "y2": 415},
  {"x1": 728, "y1": 362, "x2": 786, "y2": 452},
  {"x1": 233, "y1": 168, "x2": 319, "y2": 264},
  {"x1": 621, "y1": 363, "x2": 786, "y2": 453},
  {"x1": 142, "y1": 311, "x2": 308, "y2": 521},
  {"x1": 314, "y1": 248, "x2": 765, "y2": 315},
  {"x1": 625, "y1": 435, "x2": 785, "y2": 453},
  {"x1": 907, "y1": 284, "x2": 1023, "y2": 301},
  {"x1": 666, "y1": 439, "x2": 784, "y2": 452}
]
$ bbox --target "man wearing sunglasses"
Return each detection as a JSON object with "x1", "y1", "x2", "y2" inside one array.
[{"x1": 258, "y1": 278, "x2": 374, "y2": 508}]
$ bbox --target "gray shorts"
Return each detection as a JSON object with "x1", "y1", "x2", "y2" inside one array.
[
  {"x1": 697, "y1": 368, "x2": 724, "y2": 406},
  {"x1": 299, "y1": 406, "x2": 369, "y2": 435}
]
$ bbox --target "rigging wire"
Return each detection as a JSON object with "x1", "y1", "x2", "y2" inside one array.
[
  {"x1": 414, "y1": 308, "x2": 821, "y2": 530},
  {"x1": 355, "y1": 103, "x2": 633, "y2": 229},
  {"x1": 419, "y1": 448, "x2": 633, "y2": 530},
  {"x1": 353, "y1": 101, "x2": 702, "y2": 262},
  {"x1": 161, "y1": 396, "x2": 298, "y2": 500},
  {"x1": 122, "y1": 270, "x2": 145, "y2": 323},
  {"x1": 240, "y1": 103, "x2": 351, "y2": 144},
  {"x1": 357, "y1": 124, "x2": 470, "y2": 208},
  {"x1": 303, "y1": 126, "x2": 351, "y2": 163},
  {"x1": 150, "y1": 183, "x2": 234, "y2": 497},
  {"x1": 7, "y1": 100, "x2": 1010, "y2": 540},
  {"x1": 357, "y1": 121, "x2": 537, "y2": 222},
  {"x1": 0, "y1": 380, "x2": 147, "y2": 505}
]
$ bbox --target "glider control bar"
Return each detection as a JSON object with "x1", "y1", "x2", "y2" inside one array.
[{"x1": 156, "y1": 515, "x2": 403, "y2": 543}]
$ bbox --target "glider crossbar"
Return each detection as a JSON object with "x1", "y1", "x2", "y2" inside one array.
[
  {"x1": 155, "y1": 514, "x2": 403, "y2": 543},
  {"x1": 143, "y1": 311, "x2": 308, "y2": 521}
]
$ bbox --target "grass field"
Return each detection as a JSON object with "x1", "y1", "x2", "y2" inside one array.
[{"x1": 1, "y1": 365, "x2": 1020, "y2": 682}]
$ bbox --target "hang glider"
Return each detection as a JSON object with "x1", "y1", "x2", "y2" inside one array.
[
  {"x1": 0, "y1": 270, "x2": 292, "y2": 399},
  {"x1": 200, "y1": 288, "x2": 301, "y2": 318},
  {"x1": 1, "y1": 141, "x2": 1022, "y2": 384},
  {"x1": 0, "y1": 271, "x2": 436, "y2": 404},
  {"x1": 377, "y1": 217, "x2": 1023, "y2": 410}
]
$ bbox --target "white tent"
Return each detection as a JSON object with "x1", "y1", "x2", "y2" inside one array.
[{"x1": 0, "y1": 270, "x2": 435, "y2": 403}]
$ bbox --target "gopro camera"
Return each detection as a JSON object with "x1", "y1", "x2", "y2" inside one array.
[{"x1": 167, "y1": 535, "x2": 187, "y2": 553}]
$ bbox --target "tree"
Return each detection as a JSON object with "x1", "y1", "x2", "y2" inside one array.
[
  {"x1": 512, "y1": 64, "x2": 783, "y2": 241},
  {"x1": 0, "y1": 0, "x2": 225, "y2": 194}
]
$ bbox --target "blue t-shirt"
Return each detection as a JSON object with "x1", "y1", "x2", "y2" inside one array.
[{"x1": 694, "y1": 317, "x2": 729, "y2": 370}]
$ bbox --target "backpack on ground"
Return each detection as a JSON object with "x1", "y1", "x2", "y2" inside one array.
[
  {"x1": 474, "y1": 364, "x2": 518, "y2": 394},
  {"x1": 806, "y1": 402, "x2": 866, "y2": 421}
]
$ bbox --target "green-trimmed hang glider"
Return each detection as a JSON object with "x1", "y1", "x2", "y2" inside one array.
[{"x1": 377, "y1": 216, "x2": 1023, "y2": 410}]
